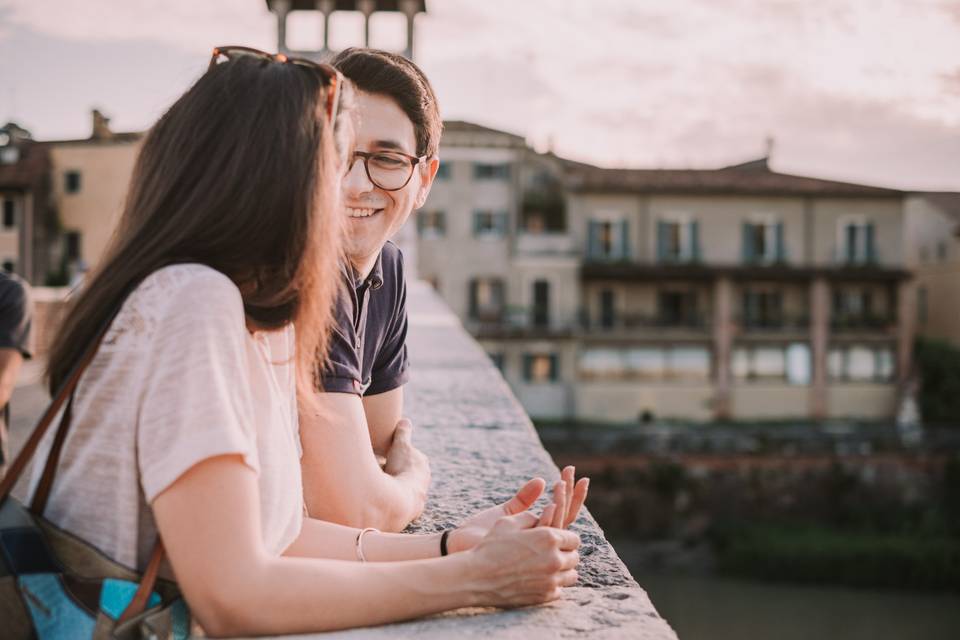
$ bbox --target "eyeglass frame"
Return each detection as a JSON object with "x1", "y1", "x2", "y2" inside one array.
[
  {"x1": 349, "y1": 150, "x2": 429, "y2": 192},
  {"x1": 208, "y1": 45, "x2": 343, "y2": 127}
]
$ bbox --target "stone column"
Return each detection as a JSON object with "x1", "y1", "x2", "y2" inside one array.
[
  {"x1": 896, "y1": 279, "x2": 916, "y2": 384},
  {"x1": 274, "y1": 0, "x2": 291, "y2": 53},
  {"x1": 810, "y1": 277, "x2": 830, "y2": 419},
  {"x1": 713, "y1": 277, "x2": 734, "y2": 420},
  {"x1": 318, "y1": 0, "x2": 334, "y2": 53},
  {"x1": 401, "y1": 0, "x2": 419, "y2": 59},
  {"x1": 358, "y1": 0, "x2": 375, "y2": 47}
]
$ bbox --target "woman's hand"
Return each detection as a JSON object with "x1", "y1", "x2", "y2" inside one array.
[
  {"x1": 448, "y1": 466, "x2": 589, "y2": 554},
  {"x1": 465, "y1": 511, "x2": 581, "y2": 607}
]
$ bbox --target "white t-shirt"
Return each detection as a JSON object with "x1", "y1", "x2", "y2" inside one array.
[{"x1": 22, "y1": 264, "x2": 304, "y2": 571}]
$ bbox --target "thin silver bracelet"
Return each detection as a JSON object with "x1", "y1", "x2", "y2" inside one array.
[{"x1": 355, "y1": 527, "x2": 379, "y2": 562}]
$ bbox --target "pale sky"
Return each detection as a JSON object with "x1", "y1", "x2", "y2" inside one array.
[{"x1": 1, "y1": 0, "x2": 958, "y2": 190}]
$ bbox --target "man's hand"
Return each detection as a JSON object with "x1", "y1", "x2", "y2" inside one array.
[
  {"x1": 448, "y1": 466, "x2": 589, "y2": 554},
  {"x1": 382, "y1": 419, "x2": 431, "y2": 516}
]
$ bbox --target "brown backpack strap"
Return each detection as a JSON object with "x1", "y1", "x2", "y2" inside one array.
[
  {"x1": 29, "y1": 393, "x2": 75, "y2": 515},
  {"x1": 0, "y1": 322, "x2": 105, "y2": 504},
  {"x1": 118, "y1": 540, "x2": 166, "y2": 623}
]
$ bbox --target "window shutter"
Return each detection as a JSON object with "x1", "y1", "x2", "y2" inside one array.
[
  {"x1": 742, "y1": 223, "x2": 754, "y2": 263},
  {"x1": 472, "y1": 211, "x2": 482, "y2": 236},
  {"x1": 468, "y1": 279, "x2": 479, "y2": 319},
  {"x1": 775, "y1": 222, "x2": 785, "y2": 262},
  {"x1": 865, "y1": 223, "x2": 876, "y2": 263},
  {"x1": 588, "y1": 221, "x2": 600, "y2": 259},
  {"x1": 657, "y1": 221, "x2": 668, "y2": 262},
  {"x1": 689, "y1": 220, "x2": 700, "y2": 262},
  {"x1": 522, "y1": 354, "x2": 533, "y2": 381},
  {"x1": 497, "y1": 211, "x2": 509, "y2": 236},
  {"x1": 493, "y1": 280, "x2": 505, "y2": 315},
  {"x1": 619, "y1": 220, "x2": 630, "y2": 260},
  {"x1": 549, "y1": 354, "x2": 559, "y2": 382},
  {"x1": 438, "y1": 211, "x2": 446, "y2": 235}
]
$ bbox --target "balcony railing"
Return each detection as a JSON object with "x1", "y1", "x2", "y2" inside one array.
[
  {"x1": 737, "y1": 314, "x2": 811, "y2": 332},
  {"x1": 830, "y1": 313, "x2": 897, "y2": 332},
  {"x1": 580, "y1": 311, "x2": 711, "y2": 332}
]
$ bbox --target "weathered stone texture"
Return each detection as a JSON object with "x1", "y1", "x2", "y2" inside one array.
[{"x1": 289, "y1": 283, "x2": 676, "y2": 638}]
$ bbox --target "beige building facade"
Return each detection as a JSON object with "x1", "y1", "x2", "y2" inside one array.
[
  {"x1": 906, "y1": 193, "x2": 960, "y2": 349},
  {"x1": 419, "y1": 126, "x2": 919, "y2": 424},
  {"x1": 46, "y1": 111, "x2": 142, "y2": 280}
]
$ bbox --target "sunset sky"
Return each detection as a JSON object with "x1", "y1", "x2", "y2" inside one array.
[{"x1": 1, "y1": 0, "x2": 958, "y2": 190}]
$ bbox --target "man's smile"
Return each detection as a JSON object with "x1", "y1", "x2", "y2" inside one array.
[{"x1": 346, "y1": 206, "x2": 384, "y2": 219}]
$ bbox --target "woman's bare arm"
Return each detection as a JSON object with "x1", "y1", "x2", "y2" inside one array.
[{"x1": 152, "y1": 454, "x2": 579, "y2": 637}]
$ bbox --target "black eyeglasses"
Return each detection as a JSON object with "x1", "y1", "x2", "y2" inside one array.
[
  {"x1": 208, "y1": 45, "x2": 343, "y2": 126},
  {"x1": 349, "y1": 150, "x2": 428, "y2": 191}
]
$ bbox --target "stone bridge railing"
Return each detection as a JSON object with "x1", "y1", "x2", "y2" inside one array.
[{"x1": 301, "y1": 282, "x2": 677, "y2": 639}]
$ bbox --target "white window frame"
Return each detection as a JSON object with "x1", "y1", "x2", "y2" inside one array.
[
  {"x1": 748, "y1": 212, "x2": 779, "y2": 264},
  {"x1": 657, "y1": 212, "x2": 694, "y2": 262},
  {"x1": 836, "y1": 214, "x2": 871, "y2": 263}
]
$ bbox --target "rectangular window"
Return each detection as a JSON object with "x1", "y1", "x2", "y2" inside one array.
[
  {"x1": 66, "y1": 231, "x2": 82, "y2": 262},
  {"x1": 733, "y1": 343, "x2": 810, "y2": 384},
  {"x1": 656, "y1": 219, "x2": 700, "y2": 263},
  {"x1": 742, "y1": 220, "x2": 785, "y2": 263},
  {"x1": 838, "y1": 218, "x2": 876, "y2": 264},
  {"x1": 468, "y1": 278, "x2": 505, "y2": 321},
  {"x1": 523, "y1": 353, "x2": 559, "y2": 383},
  {"x1": 579, "y1": 346, "x2": 709, "y2": 382},
  {"x1": 417, "y1": 210, "x2": 446, "y2": 238},
  {"x1": 742, "y1": 290, "x2": 783, "y2": 328},
  {"x1": 599, "y1": 289, "x2": 616, "y2": 329},
  {"x1": 65, "y1": 170, "x2": 82, "y2": 194},
  {"x1": 532, "y1": 280, "x2": 550, "y2": 328},
  {"x1": 473, "y1": 163, "x2": 511, "y2": 180},
  {"x1": 436, "y1": 162, "x2": 451, "y2": 180},
  {"x1": 827, "y1": 344, "x2": 895, "y2": 382},
  {"x1": 587, "y1": 219, "x2": 629, "y2": 260},
  {"x1": 2, "y1": 199, "x2": 14, "y2": 230},
  {"x1": 473, "y1": 210, "x2": 507, "y2": 237},
  {"x1": 658, "y1": 290, "x2": 699, "y2": 326}
]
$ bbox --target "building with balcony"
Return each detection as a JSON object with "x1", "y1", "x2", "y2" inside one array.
[
  {"x1": 418, "y1": 128, "x2": 923, "y2": 424},
  {"x1": 906, "y1": 192, "x2": 960, "y2": 349},
  {"x1": 0, "y1": 122, "x2": 57, "y2": 284}
]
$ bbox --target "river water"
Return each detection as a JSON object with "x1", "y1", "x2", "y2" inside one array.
[{"x1": 632, "y1": 569, "x2": 960, "y2": 640}]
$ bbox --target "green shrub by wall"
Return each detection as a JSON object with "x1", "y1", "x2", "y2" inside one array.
[{"x1": 915, "y1": 338, "x2": 960, "y2": 425}]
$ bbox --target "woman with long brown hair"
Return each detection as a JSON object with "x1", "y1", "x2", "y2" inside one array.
[{"x1": 27, "y1": 49, "x2": 584, "y2": 636}]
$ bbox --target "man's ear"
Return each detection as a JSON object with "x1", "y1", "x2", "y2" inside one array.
[{"x1": 413, "y1": 156, "x2": 441, "y2": 210}]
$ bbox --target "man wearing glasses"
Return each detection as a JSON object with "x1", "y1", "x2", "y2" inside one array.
[{"x1": 300, "y1": 48, "x2": 442, "y2": 532}]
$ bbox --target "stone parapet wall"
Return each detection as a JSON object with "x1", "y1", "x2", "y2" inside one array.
[{"x1": 277, "y1": 282, "x2": 676, "y2": 638}]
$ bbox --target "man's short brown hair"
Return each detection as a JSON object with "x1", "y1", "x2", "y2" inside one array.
[{"x1": 331, "y1": 48, "x2": 442, "y2": 159}]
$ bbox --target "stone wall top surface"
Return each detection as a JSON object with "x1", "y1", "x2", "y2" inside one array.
[{"x1": 285, "y1": 282, "x2": 677, "y2": 639}]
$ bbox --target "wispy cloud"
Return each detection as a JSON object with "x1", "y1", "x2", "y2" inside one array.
[{"x1": 1, "y1": 0, "x2": 958, "y2": 189}]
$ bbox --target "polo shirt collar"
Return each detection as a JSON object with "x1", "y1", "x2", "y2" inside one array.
[{"x1": 352, "y1": 250, "x2": 384, "y2": 291}]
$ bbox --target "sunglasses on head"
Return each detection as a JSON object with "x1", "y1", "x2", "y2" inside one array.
[{"x1": 208, "y1": 45, "x2": 343, "y2": 126}]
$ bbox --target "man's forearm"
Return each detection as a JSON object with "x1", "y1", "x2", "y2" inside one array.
[{"x1": 301, "y1": 453, "x2": 426, "y2": 532}]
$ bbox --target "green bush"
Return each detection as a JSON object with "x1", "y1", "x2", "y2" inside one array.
[
  {"x1": 915, "y1": 338, "x2": 960, "y2": 425},
  {"x1": 717, "y1": 524, "x2": 960, "y2": 591}
]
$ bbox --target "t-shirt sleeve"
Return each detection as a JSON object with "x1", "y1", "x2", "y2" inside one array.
[
  {"x1": 318, "y1": 286, "x2": 363, "y2": 396},
  {"x1": 366, "y1": 253, "x2": 409, "y2": 396},
  {"x1": 136, "y1": 270, "x2": 260, "y2": 503},
  {"x1": 0, "y1": 276, "x2": 33, "y2": 359}
]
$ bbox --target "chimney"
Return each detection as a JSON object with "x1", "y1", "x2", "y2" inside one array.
[{"x1": 91, "y1": 109, "x2": 113, "y2": 140}]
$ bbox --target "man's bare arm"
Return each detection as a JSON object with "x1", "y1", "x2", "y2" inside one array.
[
  {"x1": 300, "y1": 391, "x2": 430, "y2": 532},
  {"x1": 0, "y1": 348, "x2": 24, "y2": 408},
  {"x1": 361, "y1": 386, "x2": 404, "y2": 458}
]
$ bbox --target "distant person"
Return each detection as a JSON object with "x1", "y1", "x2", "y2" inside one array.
[
  {"x1": 12, "y1": 47, "x2": 585, "y2": 635},
  {"x1": 0, "y1": 271, "x2": 32, "y2": 478}
]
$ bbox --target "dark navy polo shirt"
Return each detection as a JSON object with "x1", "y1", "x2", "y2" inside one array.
[{"x1": 320, "y1": 241, "x2": 409, "y2": 396}]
